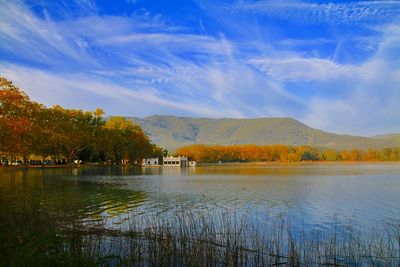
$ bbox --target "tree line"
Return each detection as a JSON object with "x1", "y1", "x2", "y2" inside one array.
[
  {"x1": 175, "y1": 144, "x2": 400, "y2": 163},
  {"x1": 0, "y1": 77, "x2": 162, "y2": 165}
]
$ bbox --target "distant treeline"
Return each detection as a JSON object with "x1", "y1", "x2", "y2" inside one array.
[
  {"x1": 176, "y1": 144, "x2": 400, "y2": 163},
  {"x1": 0, "y1": 77, "x2": 162, "y2": 164}
]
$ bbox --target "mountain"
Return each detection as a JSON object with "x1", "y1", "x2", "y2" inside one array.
[
  {"x1": 127, "y1": 115, "x2": 400, "y2": 152},
  {"x1": 372, "y1": 133, "x2": 400, "y2": 142}
]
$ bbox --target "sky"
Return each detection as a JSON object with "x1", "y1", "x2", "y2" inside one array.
[{"x1": 0, "y1": 0, "x2": 399, "y2": 136}]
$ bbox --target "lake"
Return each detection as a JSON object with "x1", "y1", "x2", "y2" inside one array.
[
  {"x1": 2, "y1": 163, "x2": 400, "y2": 265},
  {"x1": 1, "y1": 163, "x2": 399, "y2": 233}
]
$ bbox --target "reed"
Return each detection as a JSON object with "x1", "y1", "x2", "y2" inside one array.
[{"x1": 1, "y1": 198, "x2": 399, "y2": 266}]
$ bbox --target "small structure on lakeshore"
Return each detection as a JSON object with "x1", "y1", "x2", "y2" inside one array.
[
  {"x1": 142, "y1": 158, "x2": 159, "y2": 166},
  {"x1": 163, "y1": 156, "x2": 187, "y2": 167},
  {"x1": 188, "y1": 161, "x2": 197, "y2": 167}
]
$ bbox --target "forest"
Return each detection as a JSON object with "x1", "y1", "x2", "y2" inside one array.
[
  {"x1": 176, "y1": 144, "x2": 400, "y2": 163},
  {"x1": 0, "y1": 77, "x2": 162, "y2": 165}
]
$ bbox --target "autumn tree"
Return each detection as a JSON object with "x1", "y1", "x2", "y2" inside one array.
[
  {"x1": 0, "y1": 76, "x2": 159, "y2": 165},
  {"x1": 0, "y1": 77, "x2": 38, "y2": 161},
  {"x1": 103, "y1": 117, "x2": 155, "y2": 163},
  {"x1": 175, "y1": 144, "x2": 400, "y2": 163}
]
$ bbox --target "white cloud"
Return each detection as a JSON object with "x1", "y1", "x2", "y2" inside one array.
[
  {"x1": 302, "y1": 24, "x2": 400, "y2": 135},
  {"x1": 0, "y1": 64, "x2": 237, "y2": 117},
  {"x1": 229, "y1": 0, "x2": 400, "y2": 25},
  {"x1": 0, "y1": 0, "x2": 399, "y2": 136},
  {"x1": 0, "y1": 1, "x2": 98, "y2": 66},
  {"x1": 0, "y1": 1, "x2": 183, "y2": 68},
  {"x1": 248, "y1": 57, "x2": 358, "y2": 81},
  {"x1": 96, "y1": 33, "x2": 233, "y2": 57}
]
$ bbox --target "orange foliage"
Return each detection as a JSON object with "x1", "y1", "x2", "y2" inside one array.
[
  {"x1": 0, "y1": 77, "x2": 159, "y2": 164},
  {"x1": 176, "y1": 144, "x2": 400, "y2": 163}
]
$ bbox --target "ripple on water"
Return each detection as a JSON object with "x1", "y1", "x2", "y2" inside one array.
[{"x1": 1, "y1": 164, "x2": 400, "y2": 234}]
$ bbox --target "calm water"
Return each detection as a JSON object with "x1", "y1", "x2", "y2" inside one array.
[{"x1": 1, "y1": 163, "x2": 400, "y2": 233}]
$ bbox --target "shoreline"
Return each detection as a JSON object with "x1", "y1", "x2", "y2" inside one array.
[
  {"x1": 193, "y1": 160, "x2": 400, "y2": 165},
  {"x1": 0, "y1": 163, "x2": 142, "y2": 169},
  {"x1": 1, "y1": 160, "x2": 400, "y2": 169}
]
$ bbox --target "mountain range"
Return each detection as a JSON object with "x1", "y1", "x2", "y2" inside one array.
[{"x1": 127, "y1": 115, "x2": 400, "y2": 152}]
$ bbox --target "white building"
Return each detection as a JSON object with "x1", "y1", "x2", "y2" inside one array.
[
  {"x1": 189, "y1": 161, "x2": 197, "y2": 167},
  {"x1": 142, "y1": 158, "x2": 159, "y2": 166},
  {"x1": 163, "y1": 156, "x2": 188, "y2": 167}
]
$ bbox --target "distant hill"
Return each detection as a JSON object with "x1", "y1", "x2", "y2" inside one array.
[
  {"x1": 372, "y1": 133, "x2": 400, "y2": 142},
  {"x1": 126, "y1": 115, "x2": 400, "y2": 151}
]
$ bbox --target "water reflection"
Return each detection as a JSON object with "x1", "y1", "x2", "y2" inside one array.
[
  {"x1": 0, "y1": 167, "x2": 147, "y2": 224},
  {"x1": 1, "y1": 163, "x2": 400, "y2": 233}
]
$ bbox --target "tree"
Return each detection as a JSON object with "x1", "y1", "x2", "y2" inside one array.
[
  {"x1": 324, "y1": 149, "x2": 340, "y2": 161},
  {"x1": 0, "y1": 77, "x2": 37, "y2": 160},
  {"x1": 104, "y1": 117, "x2": 154, "y2": 163},
  {"x1": 300, "y1": 151, "x2": 319, "y2": 161}
]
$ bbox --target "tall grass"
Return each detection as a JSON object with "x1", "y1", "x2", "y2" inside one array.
[{"x1": 1, "y1": 198, "x2": 399, "y2": 266}]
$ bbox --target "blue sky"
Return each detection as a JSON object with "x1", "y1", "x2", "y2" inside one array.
[{"x1": 0, "y1": 0, "x2": 399, "y2": 136}]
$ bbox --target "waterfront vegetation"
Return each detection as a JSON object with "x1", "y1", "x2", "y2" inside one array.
[
  {"x1": 0, "y1": 77, "x2": 162, "y2": 164},
  {"x1": 176, "y1": 144, "x2": 400, "y2": 163},
  {"x1": 1, "y1": 191, "x2": 399, "y2": 266}
]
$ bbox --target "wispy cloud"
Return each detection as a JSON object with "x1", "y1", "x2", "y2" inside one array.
[
  {"x1": 229, "y1": 0, "x2": 400, "y2": 25},
  {"x1": 0, "y1": 1, "x2": 99, "y2": 67},
  {"x1": 248, "y1": 57, "x2": 358, "y2": 81},
  {"x1": 0, "y1": 0, "x2": 399, "y2": 135},
  {"x1": 0, "y1": 64, "x2": 243, "y2": 117},
  {"x1": 0, "y1": 0, "x2": 304, "y2": 117},
  {"x1": 302, "y1": 23, "x2": 400, "y2": 135}
]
